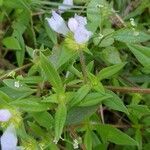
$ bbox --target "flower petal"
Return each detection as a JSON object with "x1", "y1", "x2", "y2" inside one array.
[
  {"x1": 74, "y1": 14, "x2": 87, "y2": 26},
  {"x1": 46, "y1": 11, "x2": 69, "y2": 35},
  {"x1": 1, "y1": 124, "x2": 18, "y2": 150},
  {"x1": 59, "y1": 0, "x2": 73, "y2": 12},
  {"x1": 0, "y1": 109, "x2": 12, "y2": 122},
  {"x1": 68, "y1": 18, "x2": 78, "y2": 32},
  {"x1": 74, "y1": 26, "x2": 92, "y2": 44}
]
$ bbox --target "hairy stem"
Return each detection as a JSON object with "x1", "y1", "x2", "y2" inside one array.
[{"x1": 79, "y1": 51, "x2": 88, "y2": 83}]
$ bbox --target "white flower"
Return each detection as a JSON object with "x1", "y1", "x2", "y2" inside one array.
[
  {"x1": 47, "y1": 11, "x2": 92, "y2": 44},
  {"x1": 0, "y1": 124, "x2": 21, "y2": 150},
  {"x1": 46, "y1": 11, "x2": 69, "y2": 35},
  {"x1": 0, "y1": 109, "x2": 12, "y2": 122},
  {"x1": 74, "y1": 14, "x2": 87, "y2": 26},
  {"x1": 58, "y1": 0, "x2": 73, "y2": 12},
  {"x1": 74, "y1": 26, "x2": 92, "y2": 44},
  {"x1": 68, "y1": 18, "x2": 78, "y2": 32}
]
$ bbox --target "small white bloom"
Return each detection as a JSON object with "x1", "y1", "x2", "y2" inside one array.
[
  {"x1": 53, "y1": 138, "x2": 58, "y2": 144},
  {"x1": 73, "y1": 139, "x2": 79, "y2": 149},
  {"x1": 14, "y1": 81, "x2": 20, "y2": 88},
  {"x1": 130, "y1": 18, "x2": 136, "y2": 27},
  {"x1": 0, "y1": 109, "x2": 12, "y2": 122},
  {"x1": 46, "y1": 11, "x2": 69, "y2": 35},
  {"x1": 74, "y1": 14, "x2": 87, "y2": 26},
  {"x1": 59, "y1": 0, "x2": 73, "y2": 12},
  {"x1": 0, "y1": 124, "x2": 18, "y2": 150},
  {"x1": 68, "y1": 18, "x2": 79, "y2": 32},
  {"x1": 74, "y1": 26, "x2": 92, "y2": 44}
]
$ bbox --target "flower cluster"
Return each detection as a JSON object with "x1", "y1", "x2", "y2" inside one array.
[
  {"x1": 46, "y1": 11, "x2": 92, "y2": 44},
  {"x1": 46, "y1": 0, "x2": 92, "y2": 45}
]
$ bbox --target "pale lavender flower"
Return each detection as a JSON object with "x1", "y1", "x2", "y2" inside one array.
[
  {"x1": 58, "y1": 0, "x2": 73, "y2": 12},
  {"x1": 74, "y1": 14, "x2": 87, "y2": 26},
  {"x1": 68, "y1": 18, "x2": 78, "y2": 32},
  {"x1": 74, "y1": 26, "x2": 92, "y2": 44},
  {"x1": 0, "y1": 109, "x2": 12, "y2": 122},
  {"x1": 46, "y1": 11, "x2": 69, "y2": 35},
  {"x1": 0, "y1": 124, "x2": 20, "y2": 150},
  {"x1": 47, "y1": 11, "x2": 92, "y2": 44}
]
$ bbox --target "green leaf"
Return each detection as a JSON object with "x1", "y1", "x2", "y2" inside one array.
[
  {"x1": 114, "y1": 29, "x2": 150, "y2": 43},
  {"x1": 3, "y1": 79, "x2": 32, "y2": 92},
  {"x1": 99, "y1": 47, "x2": 122, "y2": 65},
  {"x1": 128, "y1": 105, "x2": 150, "y2": 119},
  {"x1": 0, "y1": 91, "x2": 10, "y2": 107},
  {"x1": 84, "y1": 130, "x2": 92, "y2": 150},
  {"x1": 87, "y1": 0, "x2": 110, "y2": 30},
  {"x1": 45, "y1": 20, "x2": 57, "y2": 44},
  {"x1": 97, "y1": 125, "x2": 138, "y2": 145},
  {"x1": 2, "y1": 36, "x2": 21, "y2": 50},
  {"x1": 103, "y1": 90, "x2": 129, "y2": 114},
  {"x1": 31, "y1": 112, "x2": 54, "y2": 130},
  {"x1": 50, "y1": 45, "x2": 77, "y2": 69},
  {"x1": 79, "y1": 92, "x2": 112, "y2": 107},
  {"x1": 55, "y1": 103, "x2": 67, "y2": 142},
  {"x1": 69, "y1": 84, "x2": 91, "y2": 107},
  {"x1": 40, "y1": 52, "x2": 64, "y2": 93},
  {"x1": 127, "y1": 44, "x2": 150, "y2": 67},
  {"x1": 10, "y1": 98, "x2": 49, "y2": 112},
  {"x1": 4, "y1": 0, "x2": 30, "y2": 9},
  {"x1": 97, "y1": 63, "x2": 126, "y2": 81},
  {"x1": 66, "y1": 106, "x2": 98, "y2": 125}
]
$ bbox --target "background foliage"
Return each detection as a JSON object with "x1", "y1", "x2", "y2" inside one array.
[{"x1": 0, "y1": 0, "x2": 150, "y2": 149}]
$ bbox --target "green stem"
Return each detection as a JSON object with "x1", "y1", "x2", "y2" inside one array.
[{"x1": 79, "y1": 51, "x2": 88, "y2": 83}]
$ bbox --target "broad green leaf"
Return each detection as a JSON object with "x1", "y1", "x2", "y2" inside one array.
[
  {"x1": 55, "y1": 103, "x2": 67, "y2": 142},
  {"x1": 99, "y1": 47, "x2": 122, "y2": 65},
  {"x1": 97, "y1": 125, "x2": 138, "y2": 145},
  {"x1": 2, "y1": 36, "x2": 21, "y2": 50},
  {"x1": 69, "y1": 84, "x2": 91, "y2": 107},
  {"x1": 97, "y1": 63, "x2": 126, "y2": 81},
  {"x1": 40, "y1": 53, "x2": 64, "y2": 93},
  {"x1": 127, "y1": 44, "x2": 150, "y2": 67},
  {"x1": 10, "y1": 98, "x2": 49, "y2": 112},
  {"x1": 50, "y1": 45, "x2": 77, "y2": 69},
  {"x1": 4, "y1": 0, "x2": 30, "y2": 9},
  {"x1": 0, "y1": 91, "x2": 10, "y2": 106},
  {"x1": 79, "y1": 92, "x2": 112, "y2": 107},
  {"x1": 103, "y1": 90, "x2": 129, "y2": 114},
  {"x1": 28, "y1": 122, "x2": 46, "y2": 137},
  {"x1": 66, "y1": 106, "x2": 98, "y2": 125},
  {"x1": 3, "y1": 79, "x2": 32, "y2": 92},
  {"x1": 114, "y1": 29, "x2": 150, "y2": 43},
  {"x1": 0, "y1": 87, "x2": 34, "y2": 100},
  {"x1": 0, "y1": 0, "x2": 3, "y2": 6},
  {"x1": 87, "y1": 0, "x2": 110, "y2": 29},
  {"x1": 84, "y1": 130, "x2": 92, "y2": 150},
  {"x1": 31, "y1": 112, "x2": 54, "y2": 130},
  {"x1": 128, "y1": 105, "x2": 150, "y2": 119}
]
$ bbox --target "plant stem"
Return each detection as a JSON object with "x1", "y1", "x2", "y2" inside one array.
[
  {"x1": 67, "y1": 84, "x2": 150, "y2": 94},
  {"x1": 0, "y1": 63, "x2": 32, "y2": 81},
  {"x1": 79, "y1": 51, "x2": 88, "y2": 83},
  {"x1": 106, "y1": 86, "x2": 150, "y2": 94}
]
